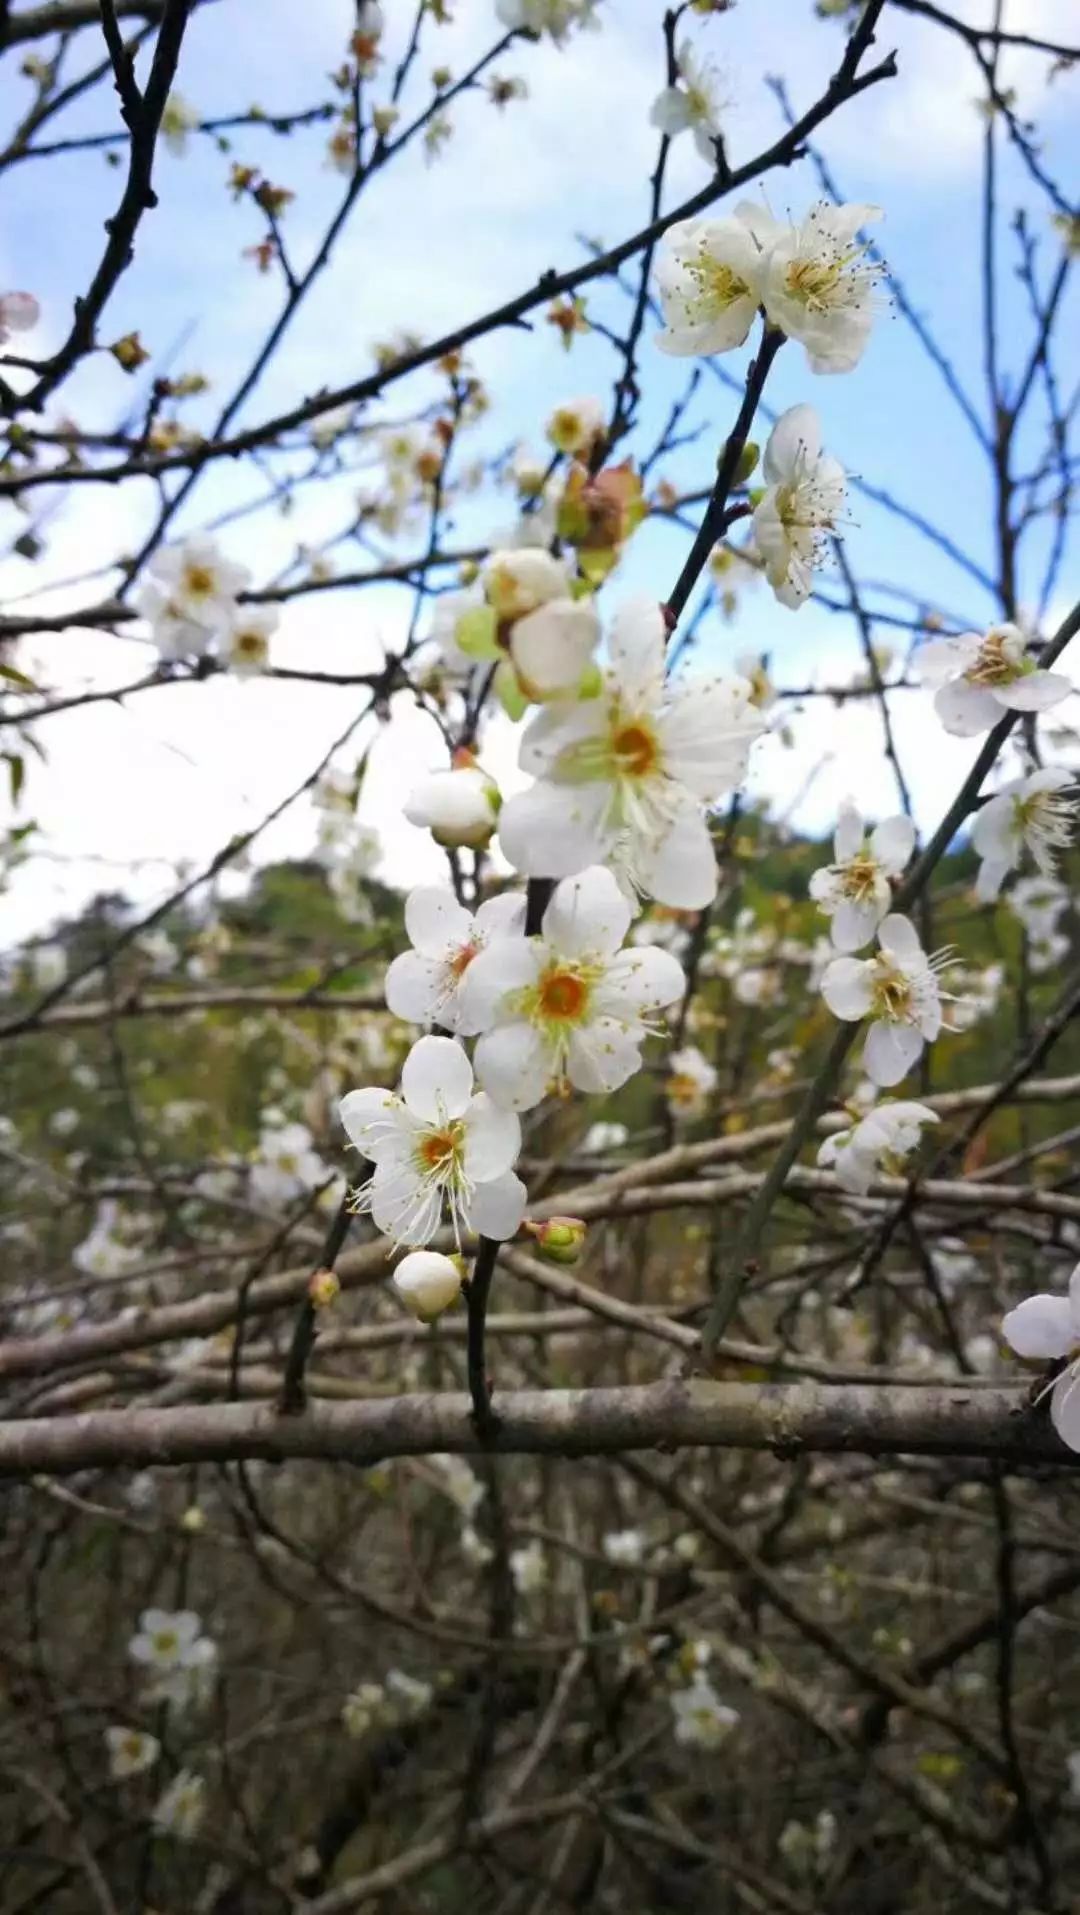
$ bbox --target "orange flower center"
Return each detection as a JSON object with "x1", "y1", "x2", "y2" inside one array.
[
  {"x1": 418, "y1": 1127, "x2": 461, "y2": 1172},
  {"x1": 612, "y1": 721, "x2": 658, "y2": 778},
  {"x1": 538, "y1": 966, "x2": 588, "y2": 1021},
  {"x1": 184, "y1": 564, "x2": 215, "y2": 598},
  {"x1": 448, "y1": 939, "x2": 480, "y2": 981}
]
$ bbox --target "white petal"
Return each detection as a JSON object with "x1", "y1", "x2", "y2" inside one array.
[
  {"x1": 975, "y1": 856, "x2": 1010, "y2": 903},
  {"x1": 876, "y1": 914, "x2": 922, "y2": 963},
  {"x1": 833, "y1": 800, "x2": 864, "y2": 863},
  {"x1": 473, "y1": 1022, "x2": 551, "y2": 1112},
  {"x1": 915, "y1": 634, "x2": 980, "y2": 685},
  {"x1": 820, "y1": 957, "x2": 874, "y2": 1021},
  {"x1": 566, "y1": 1018, "x2": 644, "y2": 1094},
  {"x1": 598, "y1": 944, "x2": 685, "y2": 1012},
  {"x1": 993, "y1": 670, "x2": 1072, "y2": 713},
  {"x1": 463, "y1": 1093, "x2": 522, "y2": 1181},
  {"x1": 869, "y1": 814, "x2": 915, "y2": 874},
  {"x1": 339, "y1": 1087, "x2": 398, "y2": 1156},
  {"x1": 650, "y1": 86, "x2": 694, "y2": 136},
  {"x1": 473, "y1": 891, "x2": 527, "y2": 939},
  {"x1": 405, "y1": 886, "x2": 472, "y2": 957},
  {"x1": 467, "y1": 1169, "x2": 526, "y2": 1241},
  {"x1": 831, "y1": 897, "x2": 885, "y2": 953},
  {"x1": 934, "y1": 680, "x2": 1002, "y2": 736},
  {"x1": 542, "y1": 865, "x2": 632, "y2": 958},
  {"x1": 511, "y1": 598, "x2": 600, "y2": 698},
  {"x1": 637, "y1": 807, "x2": 717, "y2": 909},
  {"x1": 384, "y1": 951, "x2": 444, "y2": 1027},
  {"x1": 1002, "y1": 1293, "x2": 1075, "y2": 1360},
  {"x1": 608, "y1": 597, "x2": 667, "y2": 707},
  {"x1": 863, "y1": 1019, "x2": 922, "y2": 1087},
  {"x1": 401, "y1": 1035, "x2": 473, "y2": 1121},
  {"x1": 498, "y1": 781, "x2": 609, "y2": 881},
  {"x1": 457, "y1": 940, "x2": 540, "y2": 1033},
  {"x1": 762, "y1": 404, "x2": 822, "y2": 485},
  {"x1": 370, "y1": 1165, "x2": 441, "y2": 1246},
  {"x1": 1050, "y1": 1370, "x2": 1080, "y2": 1454},
  {"x1": 658, "y1": 678, "x2": 763, "y2": 799}
]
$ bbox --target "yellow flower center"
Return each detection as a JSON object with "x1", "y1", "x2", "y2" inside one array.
[
  {"x1": 688, "y1": 255, "x2": 749, "y2": 315},
  {"x1": 668, "y1": 1072, "x2": 701, "y2": 1107},
  {"x1": 183, "y1": 564, "x2": 215, "y2": 599},
  {"x1": 840, "y1": 852, "x2": 880, "y2": 902},
  {"x1": 966, "y1": 630, "x2": 1024, "y2": 687},
  {"x1": 153, "y1": 1631, "x2": 178, "y2": 1656},
  {"x1": 784, "y1": 248, "x2": 860, "y2": 312},
  {"x1": 417, "y1": 1124, "x2": 464, "y2": 1173},
  {"x1": 871, "y1": 959, "x2": 912, "y2": 1023}
]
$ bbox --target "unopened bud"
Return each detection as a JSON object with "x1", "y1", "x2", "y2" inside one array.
[
  {"x1": 392, "y1": 1250, "x2": 464, "y2": 1322},
  {"x1": 722, "y1": 438, "x2": 759, "y2": 485},
  {"x1": 524, "y1": 1216, "x2": 586, "y2": 1265},
  {"x1": 309, "y1": 1268, "x2": 340, "y2": 1311},
  {"x1": 404, "y1": 765, "x2": 500, "y2": 850},
  {"x1": 109, "y1": 331, "x2": 151, "y2": 373}
]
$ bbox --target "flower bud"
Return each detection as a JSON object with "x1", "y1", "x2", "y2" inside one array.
[
  {"x1": 523, "y1": 1215, "x2": 587, "y2": 1265},
  {"x1": 404, "y1": 765, "x2": 500, "y2": 850},
  {"x1": 392, "y1": 1250, "x2": 464, "y2": 1322},
  {"x1": 482, "y1": 547, "x2": 568, "y2": 623},
  {"x1": 309, "y1": 1268, "x2": 340, "y2": 1311},
  {"x1": 720, "y1": 438, "x2": 759, "y2": 485}
]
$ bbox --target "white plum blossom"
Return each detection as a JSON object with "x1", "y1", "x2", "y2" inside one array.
[
  {"x1": 655, "y1": 203, "x2": 771, "y2": 357},
  {"x1": 105, "y1": 1726, "x2": 160, "y2": 1781},
  {"x1": 160, "y1": 93, "x2": 199, "y2": 156},
  {"x1": 498, "y1": 598, "x2": 764, "y2": 909},
  {"x1": 510, "y1": 1538, "x2": 547, "y2": 1593},
  {"x1": 140, "y1": 537, "x2": 249, "y2": 653},
  {"x1": 27, "y1": 941, "x2": 66, "y2": 990},
  {"x1": 1002, "y1": 1263, "x2": 1080, "y2": 1453},
  {"x1": 546, "y1": 395, "x2": 605, "y2": 458},
  {"x1": 760, "y1": 200, "x2": 884, "y2": 373},
  {"x1": 405, "y1": 762, "x2": 501, "y2": 850},
  {"x1": 602, "y1": 1528, "x2": 645, "y2": 1566},
  {"x1": 342, "y1": 1682, "x2": 388, "y2": 1738},
  {"x1": 581, "y1": 1120, "x2": 629, "y2": 1154},
  {"x1": 817, "y1": 1100, "x2": 938, "y2": 1195},
  {"x1": 671, "y1": 1675, "x2": 739, "y2": 1748},
  {"x1": 495, "y1": 0, "x2": 594, "y2": 42},
  {"x1": 226, "y1": 606, "x2": 277, "y2": 676},
  {"x1": 649, "y1": 41, "x2": 726, "y2": 164},
  {"x1": 509, "y1": 595, "x2": 601, "y2": 701},
  {"x1": 1007, "y1": 874, "x2": 1071, "y2": 974},
  {"x1": 918, "y1": 623, "x2": 1073, "y2": 736},
  {"x1": 250, "y1": 1119, "x2": 327, "y2": 1209},
  {"x1": 392, "y1": 1248, "x2": 463, "y2": 1321},
  {"x1": 971, "y1": 768, "x2": 1076, "y2": 901},
  {"x1": 753, "y1": 404, "x2": 846, "y2": 608},
  {"x1": 0, "y1": 290, "x2": 39, "y2": 345},
  {"x1": 385, "y1": 1669, "x2": 433, "y2": 1717},
  {"x1": 385, "y1": 887, "x2": 525, "y2": 1034},
  {"x1": 153, "y1": 1769, "x2": 206, "y2": 1841},
  {"x1": 128, "y1": 1609, "x2": 217, "y2": 1711},
  {"x1": 821, "y1": 914, "x2": 948, "y2": 1088},
  {"x1": 461, "y1": 866, "x2": 685, "y2": 1111},
  {"x1": 339, "y1": 1035, "x2": 526, "y2": 1246},
  {"x1": 73, "y1": 1200, "x2": 135, "y2": 1278},
  {"x1": 809, "y1": 800, "x2": 915, "y2": 951},
  {"x1": 666, "y1": 1045, "x2": 717, "y2": 1121},
  {"x1": 482, "y1": 546, "x2": 570, "y2": 624}
]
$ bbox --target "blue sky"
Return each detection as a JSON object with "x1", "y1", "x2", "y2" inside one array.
[{"x1": 1, "y1": 0, "x2": 1077, "y2": 942}]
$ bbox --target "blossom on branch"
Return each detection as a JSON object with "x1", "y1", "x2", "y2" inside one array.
[
  {"x1": 971, "y1": 768, "x2": 1076, "y2": 901},
  {"x1": 339, "y1": 1034, "x2": 525, "y2": 1245},
  {"x1": 649, "y1": 41, "x2": 727, "y2": 164},
  {"x1": 461, "y1": 865, "x2": 685, "y2": 1110},
  {"x1": 817, "y1": 1099, "x2": 938, "y2": 1194},
  {"x1": 820, "y1": 914, "x2": 950, "y2": 1087},
  {"x1": 752, "y1": 404, "x2": 847, "y2": 608},
  {"x1": 655, "y1": 204, "x2": 771, "y2": 356},
  {"x1": 498, "y1": 598, "x2": 764, "y2": 908},
  {"x1": 1002, "y1": 1263, "x2": 1080, "y2": 1452},
  {"x1": 810, "y1": 800, "x2": 914, "y2": 951},
  {"x1": 918, "y1": 623, "x2": 1073, "y2": 736},
  {"x1": 384, "y1": 887, "x2": 526, "y2": 1033}
]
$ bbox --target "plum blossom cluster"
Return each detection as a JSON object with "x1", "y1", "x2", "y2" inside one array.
[
  {"x1": 139, "y1": 536, "x2": 277, "y2": 674},
  {"x1": 128, "y1": 1607, "x2": 217, "y2": 1713}
]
